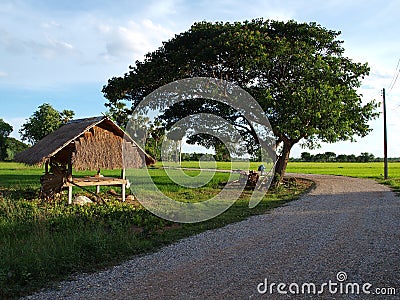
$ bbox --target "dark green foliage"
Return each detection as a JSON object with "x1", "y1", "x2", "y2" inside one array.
[
  {"x1": 4, "y1": 137, "x2": 28, "y2": 161},
  {"x1": 0, "y1": 119, "x2": 12, "y2": 139},
  {"x1": 0, "y1": 119, "x2": 13, "y2": 161},
  {"x1": 299, "y1": 151, "x2": 376, "y2": 162}
]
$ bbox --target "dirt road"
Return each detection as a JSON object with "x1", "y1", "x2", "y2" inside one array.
[{"x1": 26, "y1": 174, "x2": 400, "y2": 299}]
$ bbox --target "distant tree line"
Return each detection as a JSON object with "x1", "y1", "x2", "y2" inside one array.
[
  {"x1": 292, "y1": 151, "x2": 400, "y2": 163},
  {"x1": 0, "y1": 118, "x2": 28, "y2": 161},
  {"x1": 180, "y1": 152, "x2": 271, "y2": 162},
  {"x1": 181, "y1": 153, "x2": 217, "y2": 162}
]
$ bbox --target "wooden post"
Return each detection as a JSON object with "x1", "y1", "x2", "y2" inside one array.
[
  {"x1": 383, "y1": 88, "x2": 388, "y2": 179},
  {"x1": 67, "y1": 154, "x2": 74, "y2": 205},
  {"x1": 67, "y1": 162, "x2": 72, "y2": 178},
  {"x1": 121, "y1": 168, "x2": 126, "y2": 202},
  {"x1": 68, "y1": 186, "x2": 73, "y2": 205},
  {"x1": 96, "y1": 185, "x2": 100, "y2": 194},
  {"x1": 67, "y1": 153, "x2": 73, "y2": 182},
  {"x1": 179, "y1": 139, "x2": 182, "y2": 167}
]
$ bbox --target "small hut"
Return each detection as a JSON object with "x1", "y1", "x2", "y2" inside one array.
[{"x1": 15, "y1": 116, "x2": 155, "y2": 203}]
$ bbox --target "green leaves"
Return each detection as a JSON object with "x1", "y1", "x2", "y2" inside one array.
[
  {"x1": 19, "y1": 104, "x2": 75, "y2": 144},
  {"x1": 0, "y1": 119, "x2": 13, "y2": 161},
  {"x1": 0, "y1": 119, "x2": 12, "y2": 139}
]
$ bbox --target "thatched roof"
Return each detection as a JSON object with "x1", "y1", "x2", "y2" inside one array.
[{"x1": 15, "y1": 116, "x2": 155, "y2": 170}]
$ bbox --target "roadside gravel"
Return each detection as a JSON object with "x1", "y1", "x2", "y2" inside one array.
[{"x1": 24, "y1": 174, "x2": 400, "y2": 299}]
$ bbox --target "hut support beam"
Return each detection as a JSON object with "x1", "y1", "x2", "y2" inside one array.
[
  {"x1": 121, "y1": 168, "x2": 126, "y2": 202},
  {"x1": 68, "y1": 186, "x2": 72, "y2": 204}
]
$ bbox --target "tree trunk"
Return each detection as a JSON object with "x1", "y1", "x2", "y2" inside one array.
[{"x1": 273, "y1": 141, "x2": 293, "y2": 185}]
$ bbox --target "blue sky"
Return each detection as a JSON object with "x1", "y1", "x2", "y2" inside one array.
[{"x1": 1, "y1": 0, "x2": 399, "y2": 158}]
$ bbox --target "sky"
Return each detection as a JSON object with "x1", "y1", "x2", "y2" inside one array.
[{"x1": 0, "y1": 0, "x2": 399, "y2": 158}]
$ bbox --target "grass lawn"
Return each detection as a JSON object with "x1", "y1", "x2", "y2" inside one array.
[
  {"x1": 286, "y1": 161, "x2": 400, "y2": 195},
  {"x1": 0, "y1": 161, "x2": 311, "y2": 298},
  {"x1": 286, "y1": 161, "x2": 400, "y2": 178},
  {"x1": 161, "y1": 160, "x2": 400, "y2": 194}
]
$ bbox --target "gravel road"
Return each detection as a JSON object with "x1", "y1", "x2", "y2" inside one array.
[{"x1": 24, "y1": 174, "x2": 400, "y2": 299}]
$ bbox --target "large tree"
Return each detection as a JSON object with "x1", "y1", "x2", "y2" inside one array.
[
  {"x1": 0, "y1": 118, "x2": 13, "y2": 161},
  {"x1": 19, "y1": 103, "x2": 75, "y2": 144},
  {"x1": 102, "y1": 19, "x2": 379, "y2": 181}
]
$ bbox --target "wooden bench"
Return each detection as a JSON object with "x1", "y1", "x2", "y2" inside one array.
[{"x1": 64, "y1": 176, "x2": 128, "y2": 204}]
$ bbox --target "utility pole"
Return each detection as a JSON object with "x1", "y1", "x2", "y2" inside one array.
[
  {"x1": 179, "y1": 139, "x2": 182, "y2": 167},
  {"x1": 383, "y1": 88, "x2": 388, "y2": 179}
]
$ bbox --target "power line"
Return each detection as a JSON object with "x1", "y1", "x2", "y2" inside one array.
[
  {"x1": 389, "y1": 69, "x2": 400, "y2": 92},
  {"x1": 388, "y1": 58, "x2": 400, "y2": 89},
  {"x1": 388, "y1": 58, "x2": 400, "y2": 92}
]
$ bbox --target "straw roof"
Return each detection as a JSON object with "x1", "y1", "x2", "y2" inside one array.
[{"x1": 15, "y1": 116, "x2": 155, "y2": 170}]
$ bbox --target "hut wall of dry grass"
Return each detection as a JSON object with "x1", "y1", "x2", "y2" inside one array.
[{"x1": 72, "y1": 125, "x2": 146, "y2": 170}]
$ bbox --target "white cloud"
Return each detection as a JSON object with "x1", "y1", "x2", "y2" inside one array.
[
  {"x1": 41, "y1": 20, "x2": 61, "y2": 29},
  {"x1": 0, "y1": 71, "x2": 7, "y2": 77},
  {"x1": 27, "y1": 36, "x2": 79, "y2": 59},
  {"x1": 98, "y1": 18, "x2": 174, "y2": 62},
  {"x1": 0, "y1": 21, "x2": 78, "y2": 60},
  {"x1": 0, "y1": 1, "x2": 18, "y2": 14},
  {"x1": 145, "y1": 0, "x2": 180, "y2": 18},
  {"x1": 0, "y1": 29, "x2": 26, "y2": 55}
]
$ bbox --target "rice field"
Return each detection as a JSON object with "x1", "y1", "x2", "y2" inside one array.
[{"x1": 286, "y1": 161, "x2": 400, "y2": 179}]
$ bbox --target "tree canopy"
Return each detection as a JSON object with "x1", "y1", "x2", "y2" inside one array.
[
  {"x1": 0, "y1": 118, "x2": 12, "y2": 139},
  {"x1": 19, "y1": 103, "x2": 75, "y2": 144},
  {"x1": 102, "y1": 19, "x2": 379, "y2": 180},
  {"x1": 0, "y1": 118, "x2": 13, "y2": 161}
]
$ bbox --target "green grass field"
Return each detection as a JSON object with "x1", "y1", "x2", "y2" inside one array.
[
  {"x1": 162, "y1": 160, "x2": 400, "y2": 200},
  {"x1": 160, "y1": 161, "x2": 400, "y2": 193},
  {"x1": 160, "y1": 160, "x2": 400, "y2": 179},
  {"x1": 286, "y1": 161, "x2": 400, "y2": 179}
]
